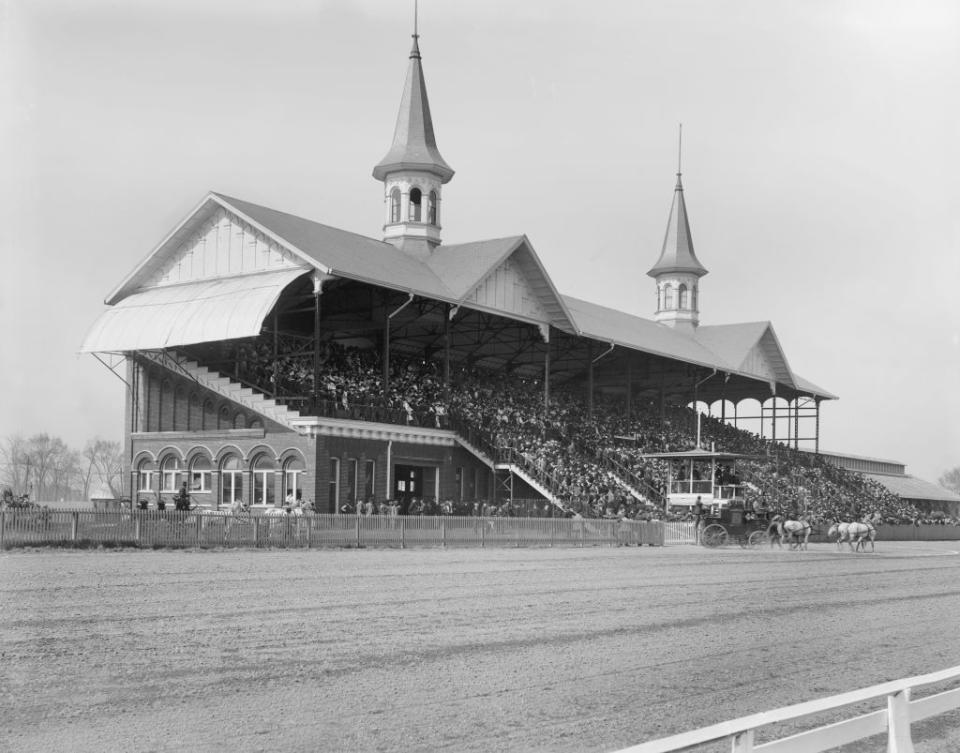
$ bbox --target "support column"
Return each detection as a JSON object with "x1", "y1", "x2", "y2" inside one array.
[
  {"x1": 814, "y1": 399, "x2": 821, "y2": 454},
  {"x1": 794, "y1": 397, "x2": 800, "y2": 451},
  {"x1": 312, "y1": 275, "x2": 322, "y2": 414},
  {"x1": 541, "y1": 324, "x2": 550, "y2": 410},
  {"x1": 587, "y1": 341, "x2": 594, "y2": 418},
  {"x1": 625, "y1": 359, "x2": 632, "y2": 425},
  {"x1": 443, "y1": 303, "x2": 451, "y2": 391},
  {"x1": 771, "y1": 395, "x2": 777, "y2": 445},
  {"x1": 272, "y1": 311, "x2": 279, "y2": 399}
]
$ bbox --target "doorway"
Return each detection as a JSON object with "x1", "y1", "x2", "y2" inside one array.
[{"x1": 393, "y1": 465, "x2": 423, "y2": 514}]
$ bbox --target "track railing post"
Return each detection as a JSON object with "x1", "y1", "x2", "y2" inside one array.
[
  {"x1": 731, "y1": 729, "x2": 754, "y2": 752},
  {"x1": 71, "y1": 511, "x2": 79, "y2": 542},
  {"x1": 0, "y1": 510, "x2": 5, "y2": 550},
  {"x1": 356, "y1": 515, "x2": 361, "y2": 548},
  {"x1": 401, "y1": 516, "x2": 405, "y2": 549},
  {"x1": 887, "y1": 689, "x2": 914, "y2": 753}
]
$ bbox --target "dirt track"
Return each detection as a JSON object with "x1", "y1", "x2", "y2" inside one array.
[{"x1": 2, "y1": 543, "x2": 960, "y2": 753}]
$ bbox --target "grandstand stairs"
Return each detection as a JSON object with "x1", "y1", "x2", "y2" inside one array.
[
  {"x1": 138, "y1": 349, "x2": 303, "y2": 431},
  {"x1": 493, "y1": 462, "x2": 561, "y2": 506}
]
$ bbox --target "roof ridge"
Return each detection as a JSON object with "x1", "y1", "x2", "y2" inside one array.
[{"x1": 212, "y1": 192, "x2": 391, "y2": 248}]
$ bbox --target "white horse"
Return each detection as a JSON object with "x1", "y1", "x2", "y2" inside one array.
[
  {"x1": 827, "y1": 522, "x2": 850, "y2": 550},
  {"x1": 829, "y1": 520, "x2": 876, "y2": 552},
  {"x1": 777, "y1": 518, "x2": 812, "y2": 550}
]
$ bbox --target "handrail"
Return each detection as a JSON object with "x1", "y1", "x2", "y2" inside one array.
[{"x1": 614, "y1": 663, "x2": 960, "y2": 753}]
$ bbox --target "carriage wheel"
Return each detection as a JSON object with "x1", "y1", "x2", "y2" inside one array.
[
  {"x1": 700, "y1": 524, "x2": 727, "y2": 548},
  {"x1": 747, "y1": 530, "x2": 767, "y2": 549}
]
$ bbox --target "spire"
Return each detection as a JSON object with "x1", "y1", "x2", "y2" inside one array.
[
  {"x1": 372, "y1": 9, "x2": 454, "y2": 184},
  {"x1": 647, "y1": 159, "x2": 707, "y2": 278}
]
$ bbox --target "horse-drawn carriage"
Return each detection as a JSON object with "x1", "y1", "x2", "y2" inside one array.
[
  {"x1": 699, "y1": 504, "x2": 773, "y2": 548},
  {"x1": 642, "y1": 448, "x2": 773, "y2": 548}
]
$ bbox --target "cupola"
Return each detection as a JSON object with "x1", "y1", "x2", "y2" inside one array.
[{"x1": 372, "y1": 19, "x2": 453, "y2": 259}]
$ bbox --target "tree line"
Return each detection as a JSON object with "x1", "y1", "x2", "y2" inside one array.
[{"x1": 1, "y1": 434, "x2": 124, "y2": 503}]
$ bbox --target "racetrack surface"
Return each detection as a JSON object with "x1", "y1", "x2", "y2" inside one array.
[{"x1": 2, "y1": 542, "x2": 960, "y2": 753}]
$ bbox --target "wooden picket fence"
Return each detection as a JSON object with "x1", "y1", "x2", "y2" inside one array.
[
  {"x1": 615, "y1": 664, "x2": 960, "y2": 753},
  {"x1": 0, "y1": 509, "x2": 668, "y2": 550}
]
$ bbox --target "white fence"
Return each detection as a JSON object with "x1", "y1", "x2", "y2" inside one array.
[
  {"x1": 615, "y1": 664, "x2": 960, "y2": 753},
  {"x1": 0, "y1": 509, "x2": 671, "y2": 549}
]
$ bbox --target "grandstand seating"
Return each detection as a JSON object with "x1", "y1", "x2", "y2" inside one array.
[{"x1": 180, "y1": 336, "x2": 921, "y2": 523}]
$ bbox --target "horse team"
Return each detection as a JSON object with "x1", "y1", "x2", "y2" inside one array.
[{"x1": 765, "y1": 515, "x2": 877, "y2": 552}]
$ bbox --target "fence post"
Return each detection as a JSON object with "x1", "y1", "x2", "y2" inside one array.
[
  {"x1": 306, "y1": 517, "x2": 312, "y2": 549},
  {"x1": 480, "y1": 518, "x2": 485, "y2": 548},
  {"x1": 71, "y1": 511, "x2": 79, "y2": 542},
  {"x1": 254, "y1": 517, "x2": 261, "y2": 547},
  {"x1": 400, "y1": 516, "x2": 405, "y2": 549},
  {"x1": 887, "y1": 689, "x2": 915, "y2": 753},
  {"x1": 134, "y1": 513, "x2": 141, "y2": 545},
  {"x1": 356, "y1": 515, "x2": 361, "y2": 548},
  {"x1": 580, "y1": 518, "x2": 585, "y2": 547},
  {"x1": 441, "y1": 517, "x2": 446, "y2": 548},
  {"x1": 0, "y1": 510, "x2": 5, "y2": 550},
  {"x1": 195, "y1": 514, "x2": 202, "y2": 546},
  {"x1": 731, "y1": 729, "x2": 755, "y2": 752}
]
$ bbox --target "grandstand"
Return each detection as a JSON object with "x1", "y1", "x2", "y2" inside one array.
[{"x1": 80, "y1": 24, "x2": 922, "y2": 523}]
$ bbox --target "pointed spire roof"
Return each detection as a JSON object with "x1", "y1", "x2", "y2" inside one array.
[
  {"x1": 647, "y1": 172, "x2": 708, "y2": 278},
  {"x1": 372, "y1": 27, "x2": 454, "y2": 184}
]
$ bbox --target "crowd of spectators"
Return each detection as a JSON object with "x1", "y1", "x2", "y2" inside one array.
[{"x1": 211, "y1": 337, "x2": 932, "y2": 524}]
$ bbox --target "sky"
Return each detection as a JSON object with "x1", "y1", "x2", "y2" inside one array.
[{"x1": 2, "y1": 0, "x2": 958, "y2": 484}]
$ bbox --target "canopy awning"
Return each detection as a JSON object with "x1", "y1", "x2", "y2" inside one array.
[{"x1": 80, "y1": 268, "x2": 310, "y2": 353}]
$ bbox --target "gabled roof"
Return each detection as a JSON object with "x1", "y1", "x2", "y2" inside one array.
[
  {"x1": 372, "y1": 35, "x2": 454, "y2": 183},
  {"x1": 647, "y1": 174, "x2": 708, "y2": 278},
  {"x1": 695, "y1": 322, "x2": 793, "y2": 387},
  {"x1": 212, "y1": 193, "x2": 455, "y2": 299},
  {"x1": 429, "y1": 236, "x2": 578, "y2": 334},
  {"x1": 561, "y1": 295, "x2": 730, "y2": 369}
]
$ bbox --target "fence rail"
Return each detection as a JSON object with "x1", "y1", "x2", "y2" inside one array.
[
  {"x1": 615, "y1": 663, "x2": 960, "y2": 753},
  {"x1": 0, "y1": 509, "x2": 669, "y2": 550}
]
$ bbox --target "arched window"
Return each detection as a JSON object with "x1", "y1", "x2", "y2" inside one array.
[
  {"x1": 428, "y1": 190, "x2": 438, "y2": 225},
  {"x1": 408, "y1": 187, "x2": 422, "y2": 222},
  {"x1": 160, "y1": 456, "x2": 182, "y2": 493},
  {"x1": 218, "y1": 405, "x2": 231, "y2": 430},
  {"x1": 220, "y1": 455, "x2": 243, "y2": 508},
  {"x1": 252, "y1": 455, "x2": 276, "y2": 507},
  {"x1": 390, "y1": 188, "x2": 401, "y2": 223},
  {"x1": 664, "y1": 284, "x2": 675, "y2": 310},
  {"x1": 190, "y1": 456, "x2": 211, "y2": 494},
  {"x1": 233, "y1": 412, "x2": 246, "y2": 429},
  {"x1": 284, "y1": 456, "x2": 306, "y2": 502},
  {"x1": 678, "y1": 284, "x2": 689, "y2": 310},
  {"x1": 137, "y1": 459, "x2": 154, "y2": 494}
]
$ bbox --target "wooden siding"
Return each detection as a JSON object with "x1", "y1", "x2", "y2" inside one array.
[{"x1": 144, "y1": 207, "x2": 301, "y2": 288}]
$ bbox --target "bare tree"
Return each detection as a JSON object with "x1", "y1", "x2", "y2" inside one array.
[
  {"x1": 84, "y1": 439, "x2": 125, "y2": 498},
  {"x1": 49, "y1": 447, "x2": 81, "y2": 502},
  {"x1": 25, "y1": 434, "x2": 70, "y2": 501},
  {"x1": 0, "y1": 435, "x2": 30, "y2": 493},
  {"x1": 940, "y1": 467, "x2": 960, "y2": 495}
]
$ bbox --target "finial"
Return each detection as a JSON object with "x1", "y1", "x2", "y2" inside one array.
[
  {"x1": 410, "y1": 0, "x2": 421, "y2": 58},
  {"x1": 677, "y1": 122, "x2": 683, "y2": 176}
]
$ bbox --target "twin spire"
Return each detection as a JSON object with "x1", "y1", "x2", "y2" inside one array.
[{"x1": 372, "y1": 16, "x2": 707, "y2": 326}]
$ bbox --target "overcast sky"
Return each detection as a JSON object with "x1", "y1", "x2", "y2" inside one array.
[{"x1": 3, "y1": 0, "x2": 958, "y2": 484}]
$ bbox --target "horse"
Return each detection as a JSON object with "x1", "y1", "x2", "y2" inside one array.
[
  {"x1": 827, "y1": 522, "x2": 850, "y2": 551},
  {"x1": 765, "y1": 515, "x2": 784, "y2": 549},
  {"x1": 831, "y1": 520, "x2": 876, "y2": 552},
  {"x1": 777, "y1": 518, "x2": 812, "y2": 550}
]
